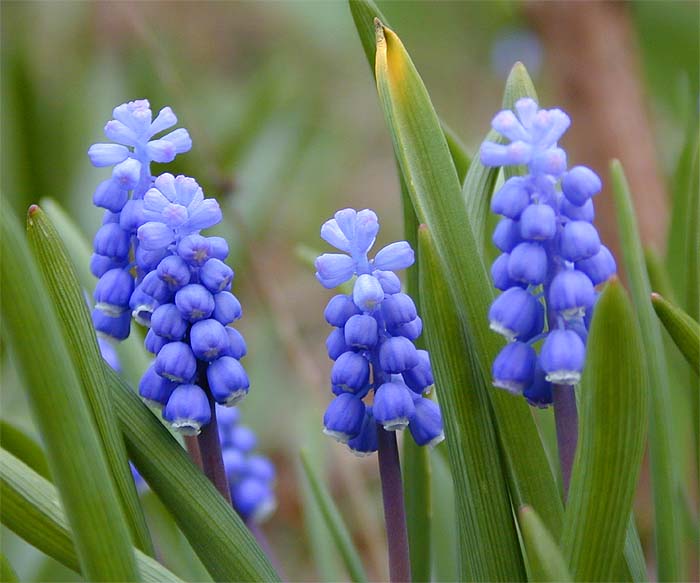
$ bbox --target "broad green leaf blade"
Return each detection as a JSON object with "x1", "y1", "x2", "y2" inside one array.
[
  {"x1": 419, "y1": 226, "x2": 525, "y2": 581},
  {"x1": 562, "y1": 278, "x2": 649, "y2": 582},
  {"x1": 27, "y1": 205, "x2": 153, "y2": 556},
  {"x1": 651, "y1": 293, "x2": 700, "y2": 375},
  {"x1": 106, "y1": 365, "x2": 280, "y2": 582},
  {"x1": 518, "y1": 505, "x2": 571, "y2": 582},
  {"x1": 374, "y1": 19, "x2": 562, "y2": 536},
  {"x1": 0, "y1": 552, "x2": 18, "y2": 583},
  {"x1": 299, "y1": 449, "x2": 368, "y2": 583},
  {"x1": 0, "y1": 210, "x2": 140, "y2": 581},
  {"x1": 0, "y1": 420, "x2": 51, "y2": 481},
  {"x1": 0, "y1": 448, "x2": 183, "y2": 583},
  {"x1": 611, "y1": 160, "x2": 685, "y2": 581},
  {"x1": 40, "y1": 197, "x2": 151, "y2": 386}
]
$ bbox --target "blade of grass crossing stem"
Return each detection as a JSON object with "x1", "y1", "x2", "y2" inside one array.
[
  {"x1": 27, "y1": 205, "x2": 154, "y2": 556},
  {"x1": 462, "y1": 63, "x2": 537, "y2": 252},
  {"x1": 611, "y1": 161, "x2": 685, "y2": 581},
  {"x1": 104, "y1": 365, "x2": 280, "y2": 582},
  {"x1": 0, "y1": 210, "x2": 140, "y2": 581},
  {"x1": 374, "y1": 20, "x2": 563, "y2": 536},
  {"x1": 562, "y1": 279, "x2": 649, "y2": 582},
  {"x1": 0, "y1": 449, "x2": 183, "y2": 583},
  {"x1": 299, "y1": 449, "x2": 368, "y2": 583},
  {"x1": 651, "y1": 294, "x2": 700, "y2": 375},
  {"x1": 0, "y1": 420, "x2": 51, "y2": 481},
  {"x1": 40, "y1": 197, "x2": 152, "y2": 386},
  {"x1": 518, "y1": 505, "x2": 571, "y2": 582},
  {"x1": 419, "y1": 226, "x2": 525, "y2": 581}
]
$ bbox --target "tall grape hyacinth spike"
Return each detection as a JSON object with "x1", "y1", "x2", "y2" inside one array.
[
  {"x1": 315, "y1": 208, "x2": 444, "y2": 453},
  {"x1": 88, "y1": 100, "x2": 249, "y2": 437}
]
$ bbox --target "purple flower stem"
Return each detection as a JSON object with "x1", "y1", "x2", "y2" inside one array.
[
  {"x1": 553, "y1": 383, "x2": 578, "y2": 499},
  {"x1": 196, "y1": 388, "x2": 232, "y2": 505},
  {"x1": 377, "y1": 427, "x2": 411, "y2": 583},
  {"x1": 183, "y1": 435, "x2": 203, "y2": 469}
]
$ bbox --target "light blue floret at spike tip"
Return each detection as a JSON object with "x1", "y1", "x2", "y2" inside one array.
[
  {"x1": 481, "y1": 97, "x2": 616, "y2": 407},
  {"x1": 316, "y1": 208, "x2": 444, "y2": 454},
  {"x1": 88, "y1": 100, "x2": 250, "y2": 435}
]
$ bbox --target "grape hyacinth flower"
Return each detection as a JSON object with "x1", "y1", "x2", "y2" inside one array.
[
  {"x1": 481, "y1": 97, "x2": 616, "y2": 492},
  {"x1": 315, "y1": 208, "x2": 444, "y2": 453}
]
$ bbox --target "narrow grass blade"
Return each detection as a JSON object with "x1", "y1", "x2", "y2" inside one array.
[
  {"x1": 419, "y1": 225, "x2": 525, "y2": 581},
  {"x1": 106, "y1": 365, "x2": 280, "y2": 582},
  {"x1": 0, "y1": 448, "x2": 182, "y2": 583},
  {"x1": 518, "y1": 505, "x2": 571, "y2": 582},
  {"x1": 562, "y1": 279, "x2": 649, "y2": 581},
  {"x1": 623, "y1": 518, "x2": 649, "y2": 583},
  {"x1": 430, "y1": 449, "x2": 458, "y2": 583},
  {"x1": 27, "y1": 205, "x2": 153, "y2": 556},
  {"x1": 374, "y1": 19, "x2": 563, "y2": 537},
  {"x1": 401, "y1": 439, "x2": 431, "y2": 583},
  {"x1": 0, "y1": 420, "x2": 51, "y2": 481},
  {"x1": 299, "y1": 449, "x2": 368, "y2": 583},
  {"x1": 611, "y1": 160, "x2": 685, "y2": 581},
  {"x1": 0, "y1": 553, "x2": 18, "y2": 583},
  {"x1": 0, "y1": 209, "x2": 140, "y2": 581},
  {"x1": 651, "y1": 293, "x2": 699, "y2": 375}
]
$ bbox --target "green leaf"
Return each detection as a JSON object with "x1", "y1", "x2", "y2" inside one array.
[
  {"x1": 27, "y1": 205, "x2": 154, "y2": 556},
  {"x1": 562, "y1": 278, "x2": 649, "y2": 582},
  {"x1": 0, "y1": 420, "x2": 51, "y2": 481},
  {"x1": 401, "y1": 439, "x2": 431, "y2": 583},
  {"x1": 0, "y1": 209, "x2": 140, "y2": 581},
  {"x1": 374, "y1": 18, "x2": 562, "y2": 537},
  {"x1": 430, "y1": 449, "x2": 458, "y2": 583},
  {"x1": 611, "y1": 160, "x2": 685, "y2": 581},
  {"x1": 419, "y1": 225, "x2": 525, "y2": 581},
  {"x1": 299, "y1": 449, "x2": 368, "y2": 583},
  {"x1": 651, "y1": 293, "x2": 700, "y2": 375},
  {"x1": 518, "y1": 505, "x2": 571, "y2": 582},
  {"x1": 106, "y1": 365, "x2": 280, "y2": 582},
  {"x1": 0, "y1": 552, "x2": 18, "y2": 583},
  {"x1": 0, "y1": 448, "x2": 183, "y2": 583}
]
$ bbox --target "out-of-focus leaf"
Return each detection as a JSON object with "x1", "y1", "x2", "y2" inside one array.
[
  {"x1": 518, "y1": 505, "x2": 571, "y2": 582},
  {"x1": 0, "y1": 420, "x2": 50, "y2": 481},
  {"x1": 374, "y1": 19, "x2": 563, "y2": 539},
  {"x1": 0, "y1": 209, "x2": 140, "y2": 581},
  {"x1": 27, "y1": 205, "x2": 153, "y2": 556},
  {"x1": 0, "y1": 552, "x2": 18, "y2": 583},
  {"x1": 611, "y1": 159, "x2": 684, "y2": 583},
  {"x1": 430, "y1": 448, "x2": 458, "y2": 583},
  {"x1": 0, "y1": 448, "x2": 182, "y2": 583},
  {"x1": 299, "y1": 449, "x2": 368, "y2": 583},
  {"x1": 419, "y1": 225, "x2": 525, "y2": 580},
  {"x1": 651, "y1": 293, "x2": 699, "y2": 375},
  {"x1": 644, "y1": 248, "x2": 676, "y2": 303},
  {"x1": 562, "y1": 279, "x2": 649, "y2": 581}
]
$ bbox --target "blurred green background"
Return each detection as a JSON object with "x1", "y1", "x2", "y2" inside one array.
[{"x1": 1, "y1": 1, "x2": 697, "y2": 581}]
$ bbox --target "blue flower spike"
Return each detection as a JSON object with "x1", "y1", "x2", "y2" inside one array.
[
  {"x1": 88, "y1": 100, "x2": 250, "y2": 435},
  {"x1": 316, "y1": 208, "x2": 444, "y2": 453},
  {"x1": 481, "y1": 98, "x2": 616, "y2": 407}
]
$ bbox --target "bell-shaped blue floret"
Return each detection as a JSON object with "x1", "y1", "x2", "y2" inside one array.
[
  {"x1": 323, "y1": 393, "x2": 365, "y2": 443},
  {"x1": 523, "y1": 359, "x2": 553, "y2": 408},
  {"x1": 353, "y1": 274, "x2": 384, "y2": 312},
  {"x1": 163, "y1": 384, "x2": 211, "y2": 436},
  {"x1": 94, "y1": 268, "x2": 134, "y2": 316},
  {"x1": 154, "y1": 341, "x2": 197, "y2": 383},
  {"x1": 402, "y1": 349, "x2": 434, "y2": 393},
  {"x1": 560, "y1": 197, "x2": 595, "y2": 222},
  {"x1": 548, "y1": 270, "x2": 596, "y2": 319},
  {"x1": 347, "y1": 407, "x2": 378, "y2": 456},
  {"x1": 190, "y1": 318, "x2": 229, "y2": 361},
  {"x1": 119, "y1": 199, "x2": 146, "y2": 233},
  {"x1": 175, "y1": 283, "x2": 214, "y2": 322},
  {"x1": 93, "y1": 308, "x2": 131, "y2": 341},
  {"x1": 230, "y1": 425, "x2": 257, "y2": 453},
  {"x1": 231, "y1": 478, "x2": 276, "y2": 523},
  {"x1": 177, "y1": 234, "x2": 212, "y2": 267},
  {"x1": 508, "y1": 242, "x2": 548, "y2": 285},
  {"x1": 144, "y1": 328, "x2": 169, "y2": 354},
  {"x1": 207, "y1": 356, "x2": 250, "y2": 405},
  {"x1": 575, "y1": 245, "x2": 616, "y2": 285},
  {"x1": 90, "y1": 253, "x2": 127, "y2": 278},
  {"x1": 489, "y1": 287, "x2": 543, "y2": 341},
  {"x1": 374, "y1": 270, "x2": 402, "y2": 294},
  {"x1": 331, "y1": 351, "x2": 370, "y2": 393},
  {"x1": 520, "y1": 203, "x2": 557, "y2": 241},
  {"x1": 326, "y1": 328, "x2": 349, "y2": 360},
  {"x1": 247, "y1": 455, "x2": 276, "y2": 482},
  {"x1": 560, "y1": 221, "x2": 601, "y2": 262},
  {"x1": 222, "y1": 327, "x2": 247, "y2": 360},
  {"x1": 212, "y1": 291, "x2": 242, "y2": 325},
  {"x1": 562, "y1": 166, "x2": 601, "y2": 206},
  {"x1": 93, "y1": 223, "x2": 130, "y2": 260},
  {"x1": 344, "y1": 314, "x2": 379, "y2": 349},
  {"x1": 379, "y1": 336, "x2": 420, "y2": 374},
  {"x1": 139, "y1": 365, "x2": 176, "y2": 408},
  {"x1": 93, "y1": 178, "x2": 129, "y2": 213},
  {"x1": 381, "y1": 293, "x2": 417, "y2": 328},
  {"x1": 139, "y1": 271, "x2": 172, "y2": 303},
  {"x1": 491, "y1": 176, "x2": 530, "y2": 219},
  {"x1": 156, "y1": 255, "x2": 191, "y2": 290},
  {"x1": 372, "y1": 241, "x2": 414, "y2": 271},
  {"x1": 315, "y1": 253, "x2": 356, "y2": 289},
  {"x1": 200, "y1": 258, "x2": 234, "y2": 293},
  {"x1": 222, "y1": 448, "x2": 246, "y2": 477},
  {"x1": 540, "y1": 329, "x2": 586, "y2": 384},
  {"x1": 492, "y1": 217, "x2": 522, "y2": 252},
  {"x1": 150, "y1": 303, "x2": 188, "y2": 340},
  {"x1": 324, "y1": 294, "x2": 360, "y2": 327},
  {"x1": 129, "y1": 288, "x2": 159, "y2": 327},
  {"x1": 373, "y1": 382, "x2": 415, "y2": 431},
  {"x1": 408, "y1": 397, "x2": 444, "y2": 448},
  {"x1": 390, "y1": 317, "x2": 423, "y2": 341},
  {"x1": 492, "y1": 341, "x2": 536, "y2": 394},
  {"x1": 491, "y1": 253, "x2": 522, "y2": 291}
]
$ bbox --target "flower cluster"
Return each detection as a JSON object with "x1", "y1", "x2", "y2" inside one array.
[
  {"x1": 315, "y1": 209, "x2": 444, "y2": 454},
  {"x1": 218, "y1": 406, "x2": 276, "y2": 523},
  {"x1": 480, "y1": 98, "x2": 616, "y2": 406},
  {"x1": 89, "y1": 100, "x2": 249, "y2": 434}
]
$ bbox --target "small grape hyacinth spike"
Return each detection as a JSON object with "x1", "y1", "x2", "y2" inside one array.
[
  {"x1": 315, "y1": 208, "x2": 445, "y2": 453},
  {"x1": 88, "y1": 100, "x2": 250, "y2": 435},
  {"x1": 481, "y1": 97, "x2": 616, "y2": 408}
]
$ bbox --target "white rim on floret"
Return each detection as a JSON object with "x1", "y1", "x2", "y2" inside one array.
[
  {"x1": 382, "y1": 417, "x2": 410, "y2": 432},
  {"x1": 561, "y1": 306, "x2": 585, "y2": 320},
  {"x1": 171, "y1": 419, "x2": 202, "y2": 436},
  {"x1": 493, "y1": 379, "x2": 525, "y2": 395},
  {"x1": 489, "y1": 321, "x2": 517, "y2": 342},
  {"x1": 223, "y1": 390, "x2": 247, "y2": 407},
  {"x1": 347, "y1": 445, "x2": 374, "y2": 457},
  {"x1": 322, "y1": 427, "x2": 352, "y2": 443},
  {"x1": 96, "y1": 302, "x2": 127, "y2": 318},
  {"x1": 545, "y1": 370, "x2": 581, "y2": 384},
  {"x1": 426, "y1": 431, "x2": 446, "y2": 449},
  {"x1": 132, "y1": 305, "x2": 154, "y2": 327}
]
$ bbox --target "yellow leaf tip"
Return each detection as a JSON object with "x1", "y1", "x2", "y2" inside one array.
[{"x1": 374, "y1": 17, "x2": 385, "y2": 43}]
